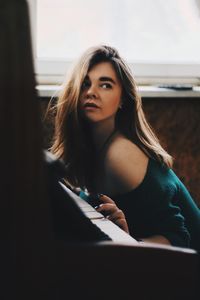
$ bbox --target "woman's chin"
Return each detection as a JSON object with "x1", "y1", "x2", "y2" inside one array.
[{"x1": 82, "y1": 113, "x2": 102, "y2": 123}]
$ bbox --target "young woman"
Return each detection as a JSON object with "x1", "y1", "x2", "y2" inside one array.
[{"x1": 50, "y1": 45, "x2": 200, "y2": 250}]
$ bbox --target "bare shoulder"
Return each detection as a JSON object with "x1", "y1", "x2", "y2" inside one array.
[{"x1": 105, "y1": 134, "x2": 149, "y2": 193}]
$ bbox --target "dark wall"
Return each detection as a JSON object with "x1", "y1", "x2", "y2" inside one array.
[{"x1": 40, "y1": 97, "x2": 200, "y2": 207}]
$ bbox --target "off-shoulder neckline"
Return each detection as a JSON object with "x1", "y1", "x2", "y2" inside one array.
[{"x1": 111, "y1": 158, "x2": 153, "y2": 198}]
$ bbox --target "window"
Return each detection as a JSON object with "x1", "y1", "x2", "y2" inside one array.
[{"x1": 28, "y1": 0, "x2": 200, "y2": 85}]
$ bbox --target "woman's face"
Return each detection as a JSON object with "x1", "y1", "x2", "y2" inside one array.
[{"x1": 79, "y1": 61, "x2": 122, "y2": 126}]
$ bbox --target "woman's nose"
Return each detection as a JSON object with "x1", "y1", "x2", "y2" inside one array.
[{"x1": 86, "y1": 85, "x2": 97, "y2": 98}]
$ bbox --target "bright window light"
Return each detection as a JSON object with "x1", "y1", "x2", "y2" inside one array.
[{"x1": 36, "y1": 0, "x2": 200, "y2": 63}]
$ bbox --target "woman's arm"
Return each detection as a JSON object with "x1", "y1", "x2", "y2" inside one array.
[
  {"x1": 140, "y1": 235, "x2": 171, "y2": 245},
  {"x1": 102, "y1": 138, "x2": 190, "y2": 247}
]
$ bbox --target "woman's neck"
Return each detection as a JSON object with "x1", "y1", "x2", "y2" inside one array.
[{"x1": 90, "y1": 119, "x2": 116, "y2": 151}]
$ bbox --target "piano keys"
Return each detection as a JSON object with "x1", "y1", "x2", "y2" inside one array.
[{"x1": 59, "y1": 182, "x2": 138, "y2": 244}]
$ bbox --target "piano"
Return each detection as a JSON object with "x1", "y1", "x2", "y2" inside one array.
[
  {"x1": 46, "y1": 151, "x2": 198, "y2": 253},
  {"x1": 59, "y1": 182, "x2": 138, "y2": 244}
]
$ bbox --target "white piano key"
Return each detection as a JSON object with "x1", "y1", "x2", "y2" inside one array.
[{"x1": 91, "y1": 218, "x2": 137, "y2": 244}]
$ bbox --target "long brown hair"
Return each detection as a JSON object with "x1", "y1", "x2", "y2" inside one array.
[{"x1": 50, "y1": 45, "x2": 173, "y2": 189}]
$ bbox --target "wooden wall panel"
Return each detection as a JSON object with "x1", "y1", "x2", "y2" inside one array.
[{"x1": 143, "y1": 98, "x2": 200, "y2": 207}]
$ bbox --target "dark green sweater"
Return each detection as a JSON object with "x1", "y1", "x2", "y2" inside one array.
[{"x1": 113, "y1": 159, "x2": 200, "y2": 251}]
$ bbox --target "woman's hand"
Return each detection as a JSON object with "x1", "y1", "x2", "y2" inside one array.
[{"x1": 95, "y1": 194, "x2": 129, "y2": 234}]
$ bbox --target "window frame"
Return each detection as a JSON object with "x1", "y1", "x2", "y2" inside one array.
[{"x1": 28, "y1": 0, "x2": 200, "y2": 86}]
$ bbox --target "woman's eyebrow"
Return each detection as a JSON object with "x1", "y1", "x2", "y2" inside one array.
[{"x1": 99, "y1": 76, "x2": 116, "y2": 84}]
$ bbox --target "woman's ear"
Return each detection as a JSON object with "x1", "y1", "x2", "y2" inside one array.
[{"x1": 119, "y1": 100, "x2": 123, "y2": 109}]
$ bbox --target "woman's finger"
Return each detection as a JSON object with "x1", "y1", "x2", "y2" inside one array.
[
  {"x1": 114, "y1": 218, "x2": 129, "y2": 233},
  {"x1": 95, "y1": 203, "x2": 116, "y2": 213},
  {"x1": 98, "y1": 194, "x2": 115, "y2": 204},
  {"x1": 96, "y1": 204, "x2": 129, "y2": 233},
  {"x1": 107, "y1": 209, "x2": 124, "y2": 221}
]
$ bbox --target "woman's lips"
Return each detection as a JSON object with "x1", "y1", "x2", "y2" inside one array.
[{"x1": 83, "y1": 102, "x2": 100, "y2": 110}]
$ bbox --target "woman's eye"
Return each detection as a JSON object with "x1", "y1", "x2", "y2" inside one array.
[
  {"x1": 81, "y1": 81, "x2": 90, "y2": 90},
  {"x1": 101, "y1": 83, "x2": 112, "y2": 89}
]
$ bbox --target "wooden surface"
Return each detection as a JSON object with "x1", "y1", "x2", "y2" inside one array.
[
  {"x1": 49, "y1": 242, "x2": 199, "y2": 300},
  {"x1": 143, "y1": 98, "x2": 200, "y2": 207}
]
